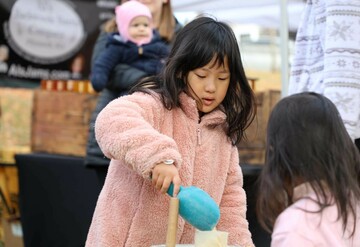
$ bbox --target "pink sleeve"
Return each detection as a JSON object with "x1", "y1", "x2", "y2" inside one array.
[
  {"x1": 271, "y1": 203, "x2": 319, "y2": 247},
  {"x1": 95, "y1": 92, "x2": 182, "y2": 178},
  {"x1": 217, "y1": 147, "x2": 254, "y2": 247},
  {"x1": 271, "y1": 232, "x2": 315, "y2": 247}
]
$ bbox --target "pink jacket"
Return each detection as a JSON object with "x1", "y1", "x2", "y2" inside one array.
[
  {"x1": 85, "y1": 92, "x2": 254, "y2": 247},
  {"x1": 272, "y1": 182, "x2": 360, "y2": 247}
]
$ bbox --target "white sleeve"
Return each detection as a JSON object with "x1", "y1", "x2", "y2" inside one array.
[{"x1": 322, "y1": 1, "x2": 360, "y2": 141}]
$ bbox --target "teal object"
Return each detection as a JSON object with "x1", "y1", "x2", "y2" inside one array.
[{"x1": 167, "y1": 184, "x2": 220, "y2": 231}]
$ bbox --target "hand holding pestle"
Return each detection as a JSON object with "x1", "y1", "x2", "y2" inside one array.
[{"x1": 167, "y1": 183, "x2": 220, "y2": 231}]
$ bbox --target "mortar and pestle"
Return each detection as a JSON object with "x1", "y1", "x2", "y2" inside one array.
[
  {"x1": 165, "y1": 183, "x2": 221, "y2": 246},
  {"x1": 167, "y1": 184, "x2": 220, "y2": 231}
]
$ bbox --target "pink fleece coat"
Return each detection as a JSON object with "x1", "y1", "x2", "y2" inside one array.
[
  {"x1": 271, "y1": 182, "x2": 360, "y2": 247},
  {"x1": 85, "y1": 92, "x2": 254, "y2": 247}
]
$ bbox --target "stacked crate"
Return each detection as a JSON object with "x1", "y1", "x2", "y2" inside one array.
[
  {"x1": 238, "y1": 90, "x2": 281, "y2": 165},
  {"x1": 31, "y1": 89, "x2": 98, "y2": 157},
  {"x1": 0, "y1": 85, "x2": 99, "y2": 245},
  {"x1": 0, "y1": 88, "x2": 34, "y2": 164},
  {"x1": 0, "y1": 87, "x2": 34, "y2": 246}
]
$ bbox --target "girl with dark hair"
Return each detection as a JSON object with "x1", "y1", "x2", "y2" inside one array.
[
  {"x1": 257, "y1": 92, "x2": 360, "y2": 246},
  {"x1": 85, "y1": 16, "x2": 256, "y2": 246}
]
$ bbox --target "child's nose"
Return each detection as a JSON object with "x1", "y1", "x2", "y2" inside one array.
[{"x1": 205, "y1": 79, "x2": 216, "y2": 92}]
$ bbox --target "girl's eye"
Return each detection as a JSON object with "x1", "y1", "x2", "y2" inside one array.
[
  {"x1": 218, "y1": 77, "x2": 228, "y2": 81},
  {"x1": 195, "y1": 74, "x2": 206, "y2": 79}
]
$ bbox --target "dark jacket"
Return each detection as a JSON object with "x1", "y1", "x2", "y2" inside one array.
[
  {"x1": 90, "y1": 31, "x2": 169, "y2": 92},
  {"x1": 84, "y1": 20, "x2": 182, "y2": 168}
]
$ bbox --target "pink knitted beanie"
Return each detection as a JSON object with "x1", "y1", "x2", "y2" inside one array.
[{"x1": 115, "y1": 1, "x2": 153, "y2": 45}]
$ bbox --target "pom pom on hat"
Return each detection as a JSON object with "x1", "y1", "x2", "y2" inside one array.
[{"x1": 115, "y1": 1, "x2": 153, "y2": 45}]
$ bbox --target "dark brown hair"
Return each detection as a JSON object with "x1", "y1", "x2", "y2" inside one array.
[
  {"x1": 256, "y1": 92, "x2": 360, "y2": 237},
  {"x1": 131, "y1": 16, "x2": 256, "y2": 145}
]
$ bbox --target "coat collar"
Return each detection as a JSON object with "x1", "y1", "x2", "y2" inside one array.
[
  {"x1": 178, "y1": 92, "x2": 227, "y2": 126},
  {"x1": 292, "y1": 181, "x2": 329, "y2": 202}
]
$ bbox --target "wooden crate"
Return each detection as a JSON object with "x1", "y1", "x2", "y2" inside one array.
[
  {"x1": 0, "y1": 166, "x2": 20, "y2": 216},
  {"x1": 31, "y1": 90, "x2": 98, "y2": 157},
  {"x1": 1, "y1": 216, "x2": 23, "y2": 247},
  {"x1": 0, "y1": 166, "x2": 23, "y2": 247},
  {"x1": 238, "y1": 90, "x2": 281, "y2": 165},
  {"x1": 0, "y1": 88, "x2": 34, "y2": 164}
]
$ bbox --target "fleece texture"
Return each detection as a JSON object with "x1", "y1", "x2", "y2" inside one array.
[
  {"x1": 272, "y1": 182, "x2": 360, "y2": 246},
  {"x1": 85, "y1": 92, "x2": 254, "y2": 247}
]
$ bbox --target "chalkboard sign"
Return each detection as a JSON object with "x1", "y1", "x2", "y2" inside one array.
[{"x1": 0, "y1": 0, "x2": 118, "y2": 81}]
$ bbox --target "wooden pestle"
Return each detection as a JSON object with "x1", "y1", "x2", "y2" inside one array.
[{"x1": 166, "y1": 197, "x2": 179, "y2": 247}]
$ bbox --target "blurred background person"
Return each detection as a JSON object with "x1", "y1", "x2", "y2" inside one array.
[
  {"x1": 84, "y1": 0, "x2": 182, "y2": 186},
  {"x1": 0, "y1": 44, "x2": 9, "y2": 62},
  {"x1": 70, "y1": 54, "x2": 85, "y2": 79},
  {"x1": 90, "y1": 1, "x2": 169, "y2": 92}
]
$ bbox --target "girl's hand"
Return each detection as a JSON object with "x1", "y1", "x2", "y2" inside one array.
[{"x1": 151, "y1": 162, "x2": 181, "y2": 197}]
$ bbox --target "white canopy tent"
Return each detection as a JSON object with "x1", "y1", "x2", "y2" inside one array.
[
  {"x1": 172, "y1": 0, "x2": 306, "y2": 96},
  {"x1": 172, "y1": 0, "x2": 305, "y2": 32}
]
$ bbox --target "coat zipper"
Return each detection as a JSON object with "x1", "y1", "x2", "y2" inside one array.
[{"x1": 197, "y1": 127, "x2": 201, "y2": 145}]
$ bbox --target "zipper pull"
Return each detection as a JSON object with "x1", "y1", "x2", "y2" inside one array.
[{"x1": 197, "y1": 128, "x2": 201, "y2": 145}]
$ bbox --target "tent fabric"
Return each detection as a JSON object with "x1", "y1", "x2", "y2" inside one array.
[{"x1": 172, "y1": 0, "x2": 305, "y2": 32}]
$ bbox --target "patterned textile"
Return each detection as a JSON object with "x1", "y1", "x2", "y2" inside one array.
[{"x1": 289, "y1": 0, "x2": 360, "y2": 141}]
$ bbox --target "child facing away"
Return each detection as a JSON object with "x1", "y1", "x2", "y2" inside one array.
[
  {"x1": 256, "y1": 92, "x2": 360, "y2": 246},
  {"x1": 85, "y1": 16, "x2": 256, "y2": 247},
  {"x1": 90, "y1": 0, "x2": 169, "y2": 92}
]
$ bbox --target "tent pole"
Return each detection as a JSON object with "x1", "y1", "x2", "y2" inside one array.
[{"x1": 279, "y1": 0, "x2": 289, "y2": 97}]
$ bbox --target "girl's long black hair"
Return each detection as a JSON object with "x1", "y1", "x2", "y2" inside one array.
[
  {"x1": 130, "y1": 16, "x2": 256, "y2": 145},
  {"x1": 256, "y1": 92, "x2": 360, "y2": 236}
]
